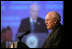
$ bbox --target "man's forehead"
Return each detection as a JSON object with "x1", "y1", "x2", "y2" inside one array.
[
  {"x1": 30, "y1": 3, "x2": 39, "y2": 10},
  {"x1": 45, "y1": 11, "x2": 57, "y2": 20},
  {"x1": 45, "y1": 14, "x2": 52, "y2": 20}
]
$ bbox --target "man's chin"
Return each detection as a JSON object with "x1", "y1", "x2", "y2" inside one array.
[
  {"x1": 47, "y1": 27, "x2": 50, "y2": 29},
  {"x1": 47, "y1": 27, "x2": 51, "y2": 30}
]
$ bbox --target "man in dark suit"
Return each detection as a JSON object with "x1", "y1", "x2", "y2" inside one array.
[
  {"x1": 42, "y1": 11, "x2": 64, "y2": 48},
  {"x1": 18, "y1": 17, "x2": 47, "y2": 33},
  {"x1": 18, "y1": 3, "x2": 48, "y2": 33}
]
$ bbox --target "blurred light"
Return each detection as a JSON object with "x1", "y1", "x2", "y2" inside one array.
[
  {"x1": 11, "y1": 1, "x2": 40, "y2": 4},
  {"x1": 1, "y1": 22, "x2": 20, "y2": 27},
  {"x1": 1, "y1": 1, "x2": 4, "y2": 5},
  {"x1": 9, "y1": 5, "x2": 28, "y2": 10},
  {"x1": 11, "y1": 1, "x2": 33, "y2": 4},
  {"x1": 1, "y1": 16, "x2": 20, "y2": 21},
  {"x1": 47, "y1": 1, "x2": 63, "y2": 4},
  {"x1": 26, "y1": 35, "x2": 38, "y2": 48},
  {"x1": 1, "y1": 6, "x2": 6, "y2": 10},
  {"x1": 46, "y1": 5, "x2": 63, "y2": 9}
]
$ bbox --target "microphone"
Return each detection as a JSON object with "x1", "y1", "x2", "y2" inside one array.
[{"x1": 18, "y1": 31, "x2": 31, "y2": 41}]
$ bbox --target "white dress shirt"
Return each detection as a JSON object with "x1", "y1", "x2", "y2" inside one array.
[{"x1": 30, "y1": 17, "x2": 37, "y2": 24}]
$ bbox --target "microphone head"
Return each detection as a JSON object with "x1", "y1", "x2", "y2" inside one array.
[
  {"x1": 24, "y1": 30, "x2": 31, "y2": 35},
  {"x1": 18, "y1": 30, "x2": 31, "y2": 39}
]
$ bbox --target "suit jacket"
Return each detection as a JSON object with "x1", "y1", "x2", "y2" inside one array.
[
  {"x1": 18, "y1": 17, "x2": 48, "y2": 33},
  {"x1": 42, "y1": 23, "x2": 64, "y2": 48}
]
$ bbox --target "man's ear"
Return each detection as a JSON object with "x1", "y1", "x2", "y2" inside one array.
[{"x1": 55, "y1": 19, "x2": 57, "y2": 24}]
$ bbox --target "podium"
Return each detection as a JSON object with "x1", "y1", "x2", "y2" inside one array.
[
  {"x1": 10, "y1": 31, "x2": 30, "y2": 48},
  {"x1": 10, "y1": 41, "x2": 29, "y2": 48}
]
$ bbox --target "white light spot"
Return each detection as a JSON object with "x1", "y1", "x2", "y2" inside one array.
[{"x1": 26, "y1": 35, "x2": 38, "y2": 48}]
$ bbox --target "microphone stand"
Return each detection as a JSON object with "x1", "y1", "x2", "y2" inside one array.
[
  {"x1": 17, "y1": 31, "x2": 30, "y2": 48},
  {"x1": 18, "y1": 31, "x2": 30, "y2": 42}
]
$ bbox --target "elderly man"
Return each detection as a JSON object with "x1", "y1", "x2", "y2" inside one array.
[{"x1": 42, "y1": 11, "x2": 64, "y2": 48}]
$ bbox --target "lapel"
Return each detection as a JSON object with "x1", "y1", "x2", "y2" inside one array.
[
  {"x1": 43, "y1": 29, "x2": 56, "y2": 48},
  {"x1": 43, "y1": 23, "x2": 61, "y2": 48},
  {"x1": 27, "y1": 18, "x2": 30, "y2": 30}
]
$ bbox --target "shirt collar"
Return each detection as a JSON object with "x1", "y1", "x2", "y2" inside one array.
[{"x1": 30, "y1": 17, "x2": 37, "y2": 23}]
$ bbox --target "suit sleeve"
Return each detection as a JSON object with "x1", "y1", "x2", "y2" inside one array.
[{"x1": 18, "y1": 20, "x2": 24, "y2": 33}]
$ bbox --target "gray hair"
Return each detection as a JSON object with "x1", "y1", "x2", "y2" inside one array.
[{"x1": 52, "y1": 12, "x2": 61, "y2": 22}]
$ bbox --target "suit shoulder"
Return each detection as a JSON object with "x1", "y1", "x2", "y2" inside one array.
[
  {"x1": 21, "y1": 18, "x2": 29, "y2": 22},
  {"x1": 38, "y1": 17, "x2": 45, "y2": 21}
]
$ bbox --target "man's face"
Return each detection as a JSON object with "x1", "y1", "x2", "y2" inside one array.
[
  {"x1": 6, "y1": 30, "x2": 12, "y2": 41},
  {"x1": 45, "y1": 13, "x2": 57, "y2": 30},
  {"x1": 30, "y1": 5, "x2": 39, "y2": 20}
]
